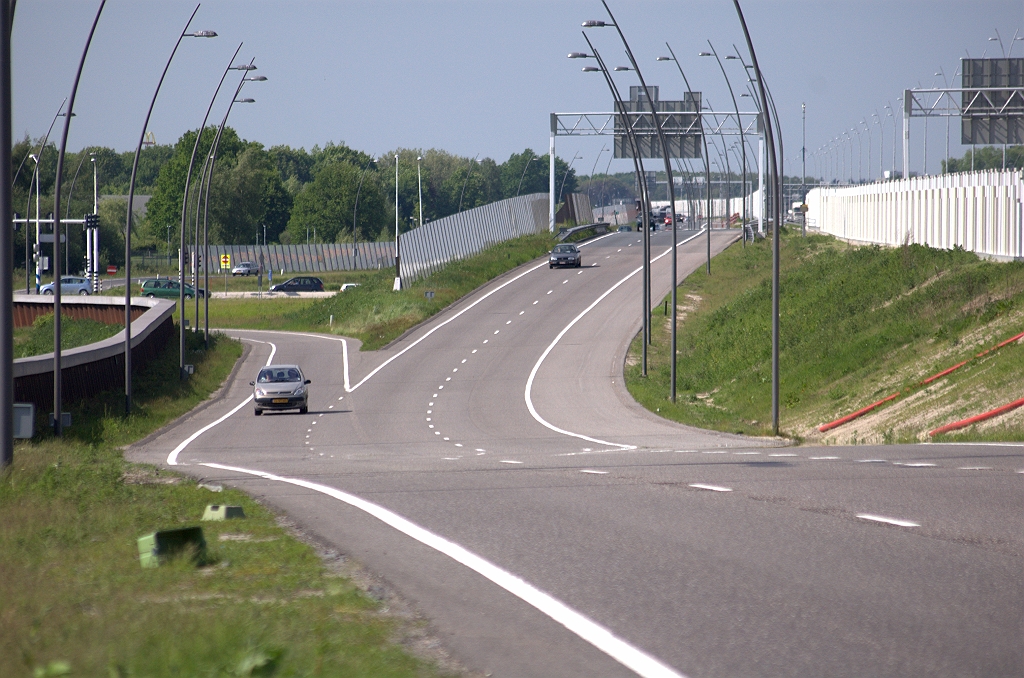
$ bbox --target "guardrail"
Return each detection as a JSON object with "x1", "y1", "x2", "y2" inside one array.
[{"x1": 14, "y1": 296, "x2": 176, "y2": 411}]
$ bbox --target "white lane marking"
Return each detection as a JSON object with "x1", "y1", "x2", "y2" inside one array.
[
  {"x1": 475, "y1": 448, "x2": 485, "y2": 452},
  {"x1": 702, "y1": 450, "x2": 728, "y2": 454},
  {"x1": 506, "y1": 320, "x2": 512, "y2": 325},
  {"x1": 435, "y1": 431, "x2": 441, "y2": 435},
  {"x1": 958, "y1": 466, "x2": 991, "y2": 470},
  {"x1": 562, "y1": 280, "x2": 568, "y2": 284},
  {"x1": 524, "y1": 229, "x2": 707, "y2": 451},
  {"x1": 446, "y1": 377, "x2": 451, "y2": 381},
  {"x1": 462, "y1": 359, "x2": 467, "y2": 363},
  {"x1": 443, "y1": 437, "x2": 450, "y2": 441},
  {"x1": 894, "y1": 462, "x2": 937, "y2": 467},
  {"x1": 199, "y1": 462, "x2": 686, "y2": 678},
  {"x1": 494, "y1": 330, "x2": 500, "y2": 335},
  {"x1": 167, "y1": 340, "x2": 277, "y2": 466},
  {"x1": 438, "y1": 385, "x2": 444, "y2": 389},
  {"x1": 500, "y1": 460, "x2": 524, "y2": 464},
  {"x1": 809, "y1": 456, "x2": 840, "y2": 460},
  {"x1": 768, "y1": 453, "x2": 798, "y2": 457},
  {"x1": 519, "y1": 311, "x2": 525, "y2": 315},
  {"x1": 471, "y1": 349, "x2": 478, "y2": 354},
  {"x1": 688, "y1": 483, "x2": 732, "y2": 492},
  {"x1": 533, "y1": 300, "x2": 538, "y2": 305},
  {"x1": 328, "y1": 405, "x2": 334, "y2": 409},
  {"x1": 483, "y1": 340, "x2": 488, "y2": 344},
  {"x1": 454, "y1": 443, "x2": 463, "y2": 447},
  {"x1": 856, "y1": 459, "x2": 887, "y2": 463},
  {"x1": 339, "y1": 396, "x2": 344, "y2": 400},
  {"x1": 856, "y1": 514, "x2": 920, "y2": 528},
  {"x1": 733, "y1": 451, "x2": 761, "y2": 455},
  {"x1": 453, "y1": 368, "x2": 458, "y2": 372},
  {"x1": 443, "y1": 457, "x2": 460, "y2": 461},
  {"x1": 581, "y1": 469, "x2": 609, "y2": 475}
]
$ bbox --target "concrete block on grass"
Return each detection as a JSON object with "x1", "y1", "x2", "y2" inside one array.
[
  {"x1": 202, "y1": 505, "x2": 245, "y2": 521},
  {"x1": 137, "y1": 526, "x2": 207, "y2": 568}
]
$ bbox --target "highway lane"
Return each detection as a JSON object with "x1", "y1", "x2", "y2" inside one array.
[{"x1": 129, "y1": 229, "x2": 1023, "y2": 677}]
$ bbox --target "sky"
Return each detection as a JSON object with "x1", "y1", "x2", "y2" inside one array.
[{"x1": 12, "y1": 1, "x2": 1023, "y2": 181}]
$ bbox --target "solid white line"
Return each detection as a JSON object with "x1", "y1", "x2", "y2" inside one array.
[
  {"x1": 199, "y1": 462, "x2": 687, "y2": 678},
  {"x1": 580, "y1": 469, "x2": 609, "y2": 475},
  {"x1": 499, "y1": 460, "x2": 524, "y2": 464},
  {"x1": 856, "y1": 514, "x2": 920, "y2": 528},
  {"x1": 524, "y1": 230, "x2": 706, "y2": 451},
  {"x1": 893, "y1": 462, "x2": 936, "y2": 467},
  {"x1": 768, "y1": 453, "x2": 798, "y2": 457},
  {"x1": 809, "y1": 456, "x2": 840, "y2": 460},
  {"x1": 168, "y1": 339, "x2": 276, "y2": 466},
  {"x1": 688, "y1": 483, "x2": 732, "y2": 492}
]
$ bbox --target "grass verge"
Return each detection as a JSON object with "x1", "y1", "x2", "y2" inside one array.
[
  {"x1": 626, "y1": 230, "x2": 1024, "y2": 443},
  {"x1": 200, "y1": 233, "x2": 559, "y2": 351},
  {"x1": 1, "y1": 329, "x2": 456, "y2": 677},
  {"x1": 14, "y1": 313, "x2": 123, "y2": 359}
]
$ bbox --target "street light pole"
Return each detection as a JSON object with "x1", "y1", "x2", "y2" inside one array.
[
  {"x1": 589, "y1": 1, "x2": 680, "y2": 400},
  {"x1": 179, "y1": 42, "x2": 244, "y2": 367},
  {"x1": 2, "y1": 0, "x2": 14, "y2": 469},
  {"x1": 394, "y1": 154, "x2": 401, "y2": 291},
  {"x1": 573, "y1": 36, "x2": 653, "y2": 373},
  {"x1": 731, "y1": 0, "x2": 782, "y2": 436},
  {"x1": 51, "y1": 0, "x2": 105, "y2": 435},
  {"x1": 124, "y1": 4, "x2": 214, "y2": 413},
  {"x1": 516, "y1": 154, "x2": 537, "y2": 196},
  {"x1": 417, "y1": 155, "x2": 423, "y2": 228}
]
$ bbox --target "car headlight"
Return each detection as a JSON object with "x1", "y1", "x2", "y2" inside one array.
[
  {"x1": 255, "y1": 388, "x2": 266, "y2": 396},
  {"x1": 292, "y1": 385, "x2": 306, "y2": 396}
]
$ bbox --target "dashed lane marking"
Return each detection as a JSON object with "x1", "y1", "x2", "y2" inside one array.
[
  {"x1": 857, "y1": 514, "x2": 920, "y2": 528},
  {"x1": 688, "y1": 483, "x2": 733, "y2": 492}
]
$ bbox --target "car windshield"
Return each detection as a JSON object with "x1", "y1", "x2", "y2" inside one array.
[
  {"x1": 257, "y1": 367, "x2": 301, "y2": 383},
  {"x1": 553, "y1": 245, "x2": 575, "y2": 253}
]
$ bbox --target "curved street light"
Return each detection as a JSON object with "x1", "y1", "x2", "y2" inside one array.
[
  {"x1": 557, "y1": 151, "x2": 582, "y2": 204},
  {"x1": 588, "y1": 0, "x2": 682, "y2": 402},
  {"x1": 198, "y1": 66, "x2": 264, "y2": 348},
  {"x1": 571, "y1": 40, "x2": 653, "y2": 375},
  {"x1": 124, "y1": 4, "x2": 215, "y2": 410}
]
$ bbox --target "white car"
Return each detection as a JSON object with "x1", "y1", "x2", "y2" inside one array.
[
  {"x1": 40, "y1": 276, "x2": 91, "y2": 295},
  {"x1": 341, "y1": 283, "x2": 360, "y2": 291},
  {"x1": 231, "y1": 261, "x2": 259, "y2": 276}
]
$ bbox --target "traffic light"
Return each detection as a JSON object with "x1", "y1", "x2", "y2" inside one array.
[{"x1": 84, "y1": 213, "x2": 99, "y2": 229}]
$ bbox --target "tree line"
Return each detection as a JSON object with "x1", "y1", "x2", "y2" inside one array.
[{"x1": 9, "y1": 130, "x2": 585, "y2": 273}]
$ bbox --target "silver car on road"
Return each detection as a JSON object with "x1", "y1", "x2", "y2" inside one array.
[{"x1": 251, "y1": 364, "x2": 311, "y2": 415}]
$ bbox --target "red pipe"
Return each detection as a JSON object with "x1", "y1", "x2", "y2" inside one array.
[
  {"x1": 818, "y1": 392, "x2": 901, "y2": 432},
  {"x1": 928, "y1": 396, "x2": 1024, "y2": 436},
  {"x1": 817, "y1": 330, "x2": 1024, "y2": 433}
]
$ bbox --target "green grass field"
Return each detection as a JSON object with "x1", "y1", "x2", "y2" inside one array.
[
  {"x1": 14, "y1": 313, "x2": 123, "y2": 359},
  {"x1": 1, "y1": 331, "x2": 456, "y2": 677},
  {"x1": 626, "y1": 230, "x2": 1024, "y2": 443}
]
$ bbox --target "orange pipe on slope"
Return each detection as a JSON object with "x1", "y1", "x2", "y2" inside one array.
[{"x1": 928, "y1": 396, "x2": 1024, "y2": 436}]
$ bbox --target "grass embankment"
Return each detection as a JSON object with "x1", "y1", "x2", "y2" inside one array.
[
  {"x1": 1, "y1": 331, "x2": 456, "y2": 677},
  {"x1": 14, "y1": 313, "x2": 123, "y2": 358},
  {"x1": 204, "y1": 233, "x2": 559, "y2": 351},
  {"x1": 626, "y1": 231, "x2": 1024, "y2": 444}
]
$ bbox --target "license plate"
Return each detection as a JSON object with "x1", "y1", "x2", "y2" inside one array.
[{"x1": 272, "y1": 398, "x2": 289, "y2": 404}]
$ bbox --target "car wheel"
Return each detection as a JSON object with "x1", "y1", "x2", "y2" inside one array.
[
  {"x1": 254, "y1": 408, "x2": 262, "y2": 416},
  {"x1": 78, "y1": 289, "x2": 89, "y2": 295},
  {"x1": 43, "y1": 289, "x2": 53, "y2": 295},
  {"x1": 299, "y1": 406, "x2": 308, "y2": 414},
  {"x1": 146, "y1": 293, "x2": 155, "y2": 298},
  {"x1": 549, "y1": 264, "x2": 553, "y2": 269},
  {"x1": 184, "y1": 293, "x2": 192, "y2": 300}
]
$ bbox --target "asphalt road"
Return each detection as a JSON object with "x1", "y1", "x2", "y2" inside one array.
[{"x1": 129, "y1": 229, "x2": 1024, "y2": 678}]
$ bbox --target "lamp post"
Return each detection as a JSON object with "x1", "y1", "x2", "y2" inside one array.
[
  {"x1": 178, "y1": 44, "x2": 246, "y2": 366},
  {"x1": 586, "y1": 145, "x2": 607, "y2": 206},
  {"x1": 862, "y1": 119, "x2": 871, "y2": 182},
  {"x1": 1, "y1": 0, "x2": 12, "y2": 469},
  {"x1": 873, "y1": 111, "x2": 883, "y2": 179},
  {"x1": 394, "y1": 154, "x2": 401, "y2": 291},
  {"x1": 457, "y1": 153, "x2": 479, "y2": 213},
  {"x1": 353, "y1": 154, "x2": 376, "y2": 243},
  {"x1": 700, "y1": 42, "x2": 747, "y2": 233},
  {"x1": 731, "y1": 0, "x2": 783, "y2": 435},
  {"x1": 124, "y1": 5, "x2": 215, "y2": 413},
  {"x1": 557, "y1": 152, "x2": 582, "y2": 205},
  {"x1": 50, "y1": 0, "x2": 105, "y2": 436},
  {"x1": 586, "y1": 1, "x2": 681, "y2": 400},
  {"x1": 198, "y1": 66, "x2": 263, "y2": 349},
  {"x1": 885, "y1": 101, "x2": 896, "y2": 176},
  {"x1": 571, "y1": 37, "x2": 653, "y2": 373},
  {"x1": 516, "y1": 154, "x2": 537, "y2": 196},
  {"x1": 417, "y1": 155, "x2": 424, "y2": 228}
]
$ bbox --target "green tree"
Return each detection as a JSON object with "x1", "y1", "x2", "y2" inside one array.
[
  {"x1": 944, "y1": 145, "x2": 1024, "y2": 172},
  {"x1": 498, "y1": 149, "x2": 576, "y2": 200},
  {"x1": 208, "y1": 146, "x2": 292, "y2": 245},
  {"x1": 286, "y1": 159, "x2": 387, "y2": 244}
]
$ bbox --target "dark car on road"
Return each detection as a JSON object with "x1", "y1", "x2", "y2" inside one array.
[
  {"x1": 139, "y1": 278, "x2": 205, "y2": 299},
  {"x1": 251, "y1": 364, "x2": 311, "y2": 415},
  {"x1": 549, "y1": 243, "x2": 582, "y2": 269},
  {"x1": 269, "y1": 276, "x2": 325, "y2": 293}
]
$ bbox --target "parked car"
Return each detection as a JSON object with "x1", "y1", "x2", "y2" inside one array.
[
  {"x1": 549, "y1": 243, "x2": 582, "y2": 269},
  {"x1": 139, "y1": 278, "x2": 205, "y2": 299},
  {"x1": 251, "y1": 364, "x2": 310, "y2": 415},
  {"x1": 269, "y1": 276, "x2": 325, "y2": 293},
  {"x1": 231, "y1": 261, "x2": 259, "y2": 276},
  {"x1": 40, "y1": 276, "x2": 91, "y2": 295}
]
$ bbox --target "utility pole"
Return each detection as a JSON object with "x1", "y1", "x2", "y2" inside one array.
[{"x1": 801, "y1": 102, "x2": 806, "y2": 236}]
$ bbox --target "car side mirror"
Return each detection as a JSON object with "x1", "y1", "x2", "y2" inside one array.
[
  {"x1": 304, "y1": 379, "x2": 311, "y2": 385},
  {"x1": 249, "y1": 381, "x2": 255, "y2": 386}
]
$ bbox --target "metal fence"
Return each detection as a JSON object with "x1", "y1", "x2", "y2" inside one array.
[
  {"x1": 806, "y1": 170, "x2": 1024, "y2": 261},
  {"x1": 199, "y1": 242, "x2": 396, "y2": 274},
  {"x1": 398, "y1": 193, "x2": 550, "y2": 283}
]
